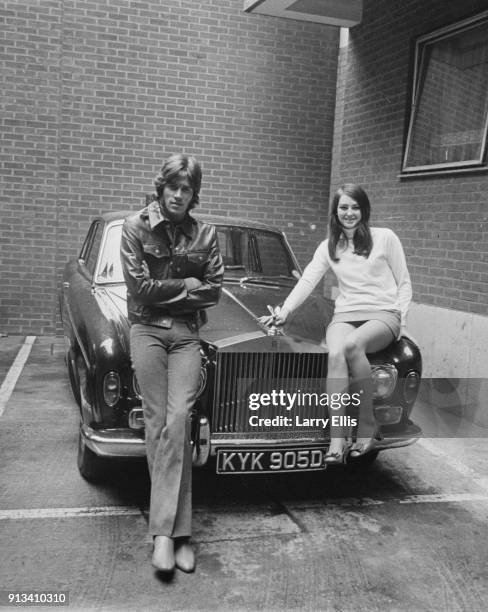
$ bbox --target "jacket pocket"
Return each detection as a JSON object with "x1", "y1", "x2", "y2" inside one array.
[
  {"x1": 186, "y1": 251, "x2": 208, "y2": 278},
  {"x1": 142, "y1": 243, "x2": 170, "y2": 259},
  {"x1": 142, "y1": 243, "x2": 170, "y2": 278}
]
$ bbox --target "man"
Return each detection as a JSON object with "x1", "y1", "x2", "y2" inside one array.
[{"x1": 120, "y1": 154, "x2": 224, "y2": 573}]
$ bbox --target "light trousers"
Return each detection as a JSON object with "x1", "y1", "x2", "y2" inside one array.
[{"x1": 130, "y1": 322, "x2": 201, "y2": 537}]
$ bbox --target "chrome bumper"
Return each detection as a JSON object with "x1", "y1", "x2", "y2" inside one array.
[
  {"x1": 208, "y1": 421, "x2": 422, "y2": 454},
  {"x1": 81, "y1": 424, "x2": 146, "y2": 458},
  {"x1": 81, "y1": 416, "x2": 211, "y2": 466},
  {"x1": 82, "y1": 419, "x2": 421, "y2": 462},
  {"x1": 373, "y1": 422, "x2": 422, "y2": 450}
]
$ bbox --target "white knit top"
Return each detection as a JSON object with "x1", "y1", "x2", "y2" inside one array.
[{"x1": 283, "y1": 227, "x2": 412, "y2": 326}]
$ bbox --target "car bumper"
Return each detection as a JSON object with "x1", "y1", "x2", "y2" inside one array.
[
  {"x1": 375, "y1": 420, "x2": 422, "y2": 450},
  {"x1": 81, "y1": 424, "x2": 146, "y2": 458},
  {"x1": 82, "y1": 419, "x2": 422, "y2": 461}
]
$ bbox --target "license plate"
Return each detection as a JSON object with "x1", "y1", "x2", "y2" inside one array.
[{"x1": 216, "y1": 446, "x2": 327, "y2": 474}]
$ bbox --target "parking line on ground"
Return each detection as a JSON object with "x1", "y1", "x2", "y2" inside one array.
[
  {"x1": 0, "y1": 335, "x2": 36, "y2": 418},
  {"x1": 3, "y1": 493, "x2": 488, "y2": 521},
  {"x1": 284, "y1": 492, "x2": 488, "y2": 510},
  {"x1": 0, "y1": 506, "x2": 142, "y2": 520}
]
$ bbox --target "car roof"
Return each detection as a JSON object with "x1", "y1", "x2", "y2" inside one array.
[{"x1": 97, "y1": 209, "x2": 282, "y2": 232}]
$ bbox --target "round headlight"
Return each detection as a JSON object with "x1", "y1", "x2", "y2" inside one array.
[
  {"x1": 371, "y1": 365, "x2": 398, "y2": 399},
  {"x1": 103, "y1": 371, "x2": 120, "y2": 407},
  {"x1": 403, "y1": 371, "x2": 420, "y2": 405}
]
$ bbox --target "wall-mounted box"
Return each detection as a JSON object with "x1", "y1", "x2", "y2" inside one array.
[{"x1": 244, "y1": 0, "x2": 363, "y2": 28}]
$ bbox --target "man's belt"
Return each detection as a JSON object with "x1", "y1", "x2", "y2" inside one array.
[{"x1": 147, "y1": 311, "x2": 199, "y2": 329}]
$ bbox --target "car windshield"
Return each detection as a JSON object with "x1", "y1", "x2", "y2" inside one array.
[
  {"x1": 94, "y1": 222, "x2": 298, "y2": 285},
  {"x1": 215, "y1": 226, "x2": 297, "y2": 281}
]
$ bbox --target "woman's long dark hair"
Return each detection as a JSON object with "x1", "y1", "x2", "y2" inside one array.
[{"x1": 328, "y1": 184, "x2": 373, "y2": 262}]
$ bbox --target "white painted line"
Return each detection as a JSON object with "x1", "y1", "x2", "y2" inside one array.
[
  {"x1": 0, "y1": 505, "x2": 142, "y2": 521},
  {"x1": 397, "y1": 493, "x2": 488, "y2": 504},
  {"x1": 3, "y1": 492, "x2": 488, "y2": 521},
  {"x1": 0, "y1": 336, "x2": 36, "y2": 417},
  {"x1": 418, "y1": 438, "x2": 488, "y2": 494},
  {"x1": 326, "y1": 492, "x2": 488, "y2": 506}
]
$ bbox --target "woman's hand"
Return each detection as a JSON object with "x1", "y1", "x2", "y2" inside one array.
[{"x1": 259, "y1": 305, "x2": 290, "y2": 327}]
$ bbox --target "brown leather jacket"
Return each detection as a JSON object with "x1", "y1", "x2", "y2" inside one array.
[{"x1": 120, "y1": 202, "x2": 224, "y2": 327}]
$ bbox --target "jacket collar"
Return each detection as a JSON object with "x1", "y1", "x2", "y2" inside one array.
[{"x1": 145, "y1": 200, "x2": 195, "y2": 237}]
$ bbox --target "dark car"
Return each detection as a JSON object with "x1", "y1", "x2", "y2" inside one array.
[{"x1": 60, "y1": 211, "x2": 422, "y2": 481}]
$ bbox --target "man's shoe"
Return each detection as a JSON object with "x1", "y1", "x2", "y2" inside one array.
[
  {"x1": 152, "y1": 536, "x2": 175, "y2": 573},
  {"x1": 175, "y1": 539, "x2": 195, "y2": 573}
]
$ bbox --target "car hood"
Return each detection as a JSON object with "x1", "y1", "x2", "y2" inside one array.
[{"x1": 101, "y1": 281, "x2": 333, "y2": 352}]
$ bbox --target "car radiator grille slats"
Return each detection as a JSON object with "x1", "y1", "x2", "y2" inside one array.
[{"x1": 212, "y1": 351, "x2": 328, "y2": 433}]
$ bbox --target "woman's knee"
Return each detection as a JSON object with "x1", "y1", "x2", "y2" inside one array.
[
  {"x1": 327, "y1": 347, "x2": 347, "y2": 370},
  {"x1": 343, "y1": 336, "x2": 365, "y2": 361}
]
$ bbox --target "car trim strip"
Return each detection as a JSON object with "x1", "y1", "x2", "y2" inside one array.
[
  {"x1": 64, "y1": 298, "x2": 90, "y2": 369},
  {"x1": 213, "y1": 331, "x2": 266, "y2": 349}
]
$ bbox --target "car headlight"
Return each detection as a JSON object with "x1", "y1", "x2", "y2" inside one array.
[
  {"x1": 371, "y1": 364, "x2": 398, "y2": 399},
  {"x1": 103, "y1": 371, "x2": 121, "y2": 407},
  {"x1": 403, "y1": 371, "x2": 421, "y2": 405}
]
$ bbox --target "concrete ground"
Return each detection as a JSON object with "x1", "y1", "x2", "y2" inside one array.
[{"x1": 1, "y1": 335, "x2": 488, "y2": 612}]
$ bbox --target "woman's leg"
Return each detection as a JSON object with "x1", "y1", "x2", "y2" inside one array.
[
  {"x1": 325, "y1": 322, "x2": 356, "y2": 458},
  {"x1": 342, "y1": 320, "x2": 395, "y2": 453}
]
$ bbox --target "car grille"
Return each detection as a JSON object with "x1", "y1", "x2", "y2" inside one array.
[{"x1": 212, "y1": 351, "x2": 328, "y2": 434}]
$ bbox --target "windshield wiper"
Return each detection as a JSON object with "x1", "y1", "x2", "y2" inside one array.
[{"x1": 238, "y1": 275, "x2": 294, "y2": 285}]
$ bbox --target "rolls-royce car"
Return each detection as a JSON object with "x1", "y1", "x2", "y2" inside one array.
[{"x1": 60, "y1": 211, "x2": 422, "y2": 481}]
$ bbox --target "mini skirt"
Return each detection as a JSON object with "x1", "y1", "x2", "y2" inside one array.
[{"x1": 327, "y1": 309, "x2": 401, "y2": 339}]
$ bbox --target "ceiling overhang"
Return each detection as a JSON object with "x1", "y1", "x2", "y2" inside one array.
[{"x1": 243, "y1": 0, "x2": 363, "y2": 28}]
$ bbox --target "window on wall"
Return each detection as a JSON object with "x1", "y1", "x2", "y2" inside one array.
[{"x1": 402, "y1": 11, "x2": 488, "y2": 175}]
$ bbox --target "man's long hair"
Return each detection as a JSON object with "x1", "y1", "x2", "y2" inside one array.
[{"x1": 154, "y1": 154, "x2": 202, "y2": 209}]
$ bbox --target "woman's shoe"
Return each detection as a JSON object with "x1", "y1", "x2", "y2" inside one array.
[
  {"x1": 324, "y1": 439, "x2": 352, "y2": 465},
  {"x1": 349, "y1": 436, "x2": 375, "y2": 458}
]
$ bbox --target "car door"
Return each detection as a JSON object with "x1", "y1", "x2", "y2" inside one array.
[{"x1": 62, "y1": 220, "x2": 104, "y2": 378}]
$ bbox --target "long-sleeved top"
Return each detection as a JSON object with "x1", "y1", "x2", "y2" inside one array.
[
  {"x1": 120, "y1": 201, "x2": 224, "y2": 327},
  {"x1": 282, "y1": 227, "x2": 412, "y2": 326}
]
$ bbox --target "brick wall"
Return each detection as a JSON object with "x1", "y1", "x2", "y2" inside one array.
[
  {"x1": 0, "y1": 0, "x2": 339, "y2": 334},
  {"x1": 330, "y1": 0, "x2": 488, "y2": 316}
]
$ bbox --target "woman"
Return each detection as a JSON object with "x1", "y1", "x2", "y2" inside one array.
[{"x1": 262, "y1": 184, "x2": 412, "y2": 463}]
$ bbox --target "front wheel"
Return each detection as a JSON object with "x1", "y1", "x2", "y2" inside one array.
[{"x1": 77, "y1": 426, "x2": 108, "y2": 482}]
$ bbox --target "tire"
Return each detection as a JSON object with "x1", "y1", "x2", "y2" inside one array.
[{"x1": 77, "y1": 426, "x2": 107, "y2": 483}]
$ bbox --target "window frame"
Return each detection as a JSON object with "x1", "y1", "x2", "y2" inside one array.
[{"x1": 401, "y1": 10, "x2": 488, "y2": 176}]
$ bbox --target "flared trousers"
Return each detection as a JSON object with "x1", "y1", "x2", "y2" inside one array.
[{"x1": 130, "y1": 321, "x2": 201, "y2": 537}]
